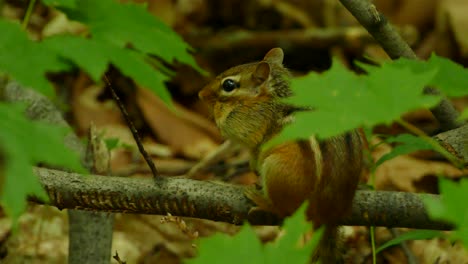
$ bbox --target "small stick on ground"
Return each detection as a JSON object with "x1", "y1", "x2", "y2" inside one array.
[
  {"x1": 113, "y1": 251, "x2": 127, "y2": 264},
  {"x1": 185, "y1": 140, "x2": 237, "y2": 179}
]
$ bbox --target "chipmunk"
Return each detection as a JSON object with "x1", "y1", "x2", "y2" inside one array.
[{"x1": 199, "y1": 48, "x2": 366, "y2": 263}]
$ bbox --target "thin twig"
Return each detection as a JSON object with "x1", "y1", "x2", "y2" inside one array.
[
  {"x1": 370, "y1": 226, "x2": 377, "y2": 264},
  {"x1": 103, "y1": 75, "x2": 161, "y2": 180},
  {"x1": 22, "y1": 0, "x2": 37, "y2": 29},
  {"x1": 390, "y1": 228, "x2": 419, "y2": 264},
  {"x1": 185, "y1": 140, "x2": 236, "y2": 179},
  {"x1": 338, "y1": 0, "x2": 464, "y2": 131}
]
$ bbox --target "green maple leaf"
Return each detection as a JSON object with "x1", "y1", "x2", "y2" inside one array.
[
  {"x1": 0, "y1": 103, "x2": 85, "y2": 220},
  {"x1": 58, "y1": 0, "x2": 202, "y2": 72},
  {"x1": 42, "y1": 0, "x2": 76, "y2": 8},
  {"x1": 264, "y1": 203, "x2": 323, "y2": 264},
  {"x1": 0, "y1": 20, "x2": 70, "y2": 97},
  {"x1": 376, "y1": 134, "x2": 435, "y2": 167},
  {"x1": 188, "y1": 203, "x2": 320, "y2": 264},
  {"x1": 389, "y1": 55, "x2": 468, "y2": 98},
  {"x1": 271, "y1": 59, "x2": 440, "y2": 145},
  {"x1": 459, "y1": 108, "x2": 468, "y2": 121},
  {"x1": 423, "y1": 178, "x2": 468, "y2": 248},
  {"x1": 187, "y1": 224, "x2": 263, "y2": 264}
]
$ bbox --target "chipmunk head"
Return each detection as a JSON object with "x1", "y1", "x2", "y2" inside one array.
[
  {"x1": 199, "y1": 48, "x2": 296, "y2": 149},
  {"x1": 199, "y1": 48, "x2": 291, "y2": 105}
]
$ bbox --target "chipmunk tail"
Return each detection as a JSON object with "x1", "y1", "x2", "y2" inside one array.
[{"x1": 312, "y1": 225, "x2": 344, "y2": 264}]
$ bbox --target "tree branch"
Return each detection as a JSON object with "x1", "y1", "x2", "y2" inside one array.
[
  {"x1": 32, "y1": 167, "x2": 453, "y2": 230},
  {"x1": 185, "y1": 27, "x2": 416, "y2": 53},
  {"x1": 435, "y1": 124, "x2": 468, "y2": 164},
  {"x1": 339, "y1": 0, "x2": 465, "y2": 131}
]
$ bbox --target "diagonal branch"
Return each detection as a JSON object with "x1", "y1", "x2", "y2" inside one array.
[{"x1": 339, "y1": 0, "x2": 465, "y2": 131}]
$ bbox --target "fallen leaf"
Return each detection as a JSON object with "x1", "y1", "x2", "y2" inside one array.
[
  {"x1": 136, "y1": 87, "x2": 219, "y2": 160},
  {"x1": 372, "y1": 138, "x2": 466, "y2": 192}
]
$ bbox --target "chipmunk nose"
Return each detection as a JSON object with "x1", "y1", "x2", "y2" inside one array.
[{"x1": 198, "y1": 88, "x2": 208, "y2": 100}]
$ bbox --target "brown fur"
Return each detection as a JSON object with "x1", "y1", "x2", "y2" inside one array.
[{"x1": 199, "y1": 48, "x2": 366, "y2": 263}]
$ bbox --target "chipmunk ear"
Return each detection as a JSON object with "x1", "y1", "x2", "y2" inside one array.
[
  {"x1": 253, "y1": 62, "x2": 270, "y2": 84},
  {"x1": 263, "y1": 47, "x2": 284, "y2": 64}
]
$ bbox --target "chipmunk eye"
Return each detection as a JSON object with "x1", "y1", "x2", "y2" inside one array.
[{"x1": 222, "y1": 79, "x2": 238, "y2": 92}]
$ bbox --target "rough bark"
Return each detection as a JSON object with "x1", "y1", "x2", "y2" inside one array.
[{"x1": 31, "y1": 167, "x2": 453, "y2": 230}]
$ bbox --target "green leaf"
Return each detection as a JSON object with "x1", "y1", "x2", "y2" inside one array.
[
  {"x1": 423, "y1": 178, "x2": 468, "y2": 248},
  {"x1": 58, "y1": 0, "x2": 203, "y2": 73},
  {"x1": 0, "y1": 19, "x2": 70, "y2": 97},
  {"x1": 458, "y1": 108, "x2": 468, "y2": 121},
  {"x1": 272, "y1": 59, "x2": 440, "y2": 144},
  {"x1": 188, "y1": 203, "x2": 321, "y2": 264},
  {"x1": 264, "y1": 203, "x2": 323, "y2": 264},
  {"x1": 0, "y1": 103, "x2": 85, "y2": 220},
  {"x1": 2, "y1": 1, "x2": 204, "y2": 105},
  {"x1": 388, "y1": 55, "x2": 468, "y2": 98},
  {"x1": 376, "y1": 230, "x2": 443, "y2": 254},
  {"x1": 42, "y1": 0, "x2": 76, "y2": 8},
  {"x1": 360, "y1": 63, "x2": 440, "y2": 126},
  {"x1": 426, "y1": 54, "x2": 468, "y2": 97},
  {"x1": 42, "y1": 35, "x2": 172, "y2": 104},
  {"x1": 187, "y1": 224, "x2": 263, "y2": 264},
  {"x1": 104, "y1": 138, "x2": 120, "y2": 151},
  {"x1": 108, "y1": 46, "x2": 172, "y2": 104},
  {"x1": 42, "y1": 36, "x2": 109, "y2": 82},
  {"x1": 376, "y1": 134, "x2": 435, "y2": 167}
]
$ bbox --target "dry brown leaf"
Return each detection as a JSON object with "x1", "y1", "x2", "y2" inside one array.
[
  {"x1": 42, "y1": 11, "x2": 87, "y2": 37},
  {"x1": 1, "y1": 206, "x2": 68, "y2": 264},
  {"x1": 252, "y1": 226, "x2": 280, "y2": 243},
  {"x1": 71, "y1": 76, "x2": 123, "y2": 136},
  {"x1": 98, "y1": 124, "x2": 190, "y2": 175},
  {"x1": 372, "y1": 138, "x2": 466, "y2": 192},
  {"x1": 391, "y1": 0, "x2": 437, "y2": 29},
  {"x1": 136, "y1": 87, "x2": 219, "y2": 160},
  {"x1": 150, "y1": 158, "x2": 194, "y2": 176},
  {"x1": 114, "y1": 215, "x2": 196, "y2": 262},
  {"x1": 381, "y1": 248, "x2": 407, "y2": 264},
  {"x1": 412, "y1": 239, "x2": 468, "y2": 264},
  {"x1": 435, "y1": 0, "x2": 468, "y2": 57},
  {"x1": 71, "y1": 75, "x2": 188, "y2": 173},
  {"x1": 343, "y1": 226, "x2": 371, "y2": 264},
  {"x1": 443, "y1": 1, "x2": 468, "y2": 57},
  {"x1": 229, "y1": 171, "x2": 258, "y2": 185},
  {"x1": 111, "y1": 232, "x2": 141, "y2": 263},
  {"x1": 363, "y1": 44, "x2": 391, "y2": 62},
  {"x1": 146, "y1": 0, "x2": 209, "y2": 32},
  {"x1": 172, "y1": 101, "x2": 221, "y2": 142}
]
